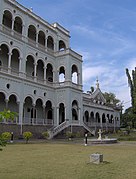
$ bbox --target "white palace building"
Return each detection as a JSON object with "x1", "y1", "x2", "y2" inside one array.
[{"x1": 0, "y1": 0, "x2": 120, "y2": 138}]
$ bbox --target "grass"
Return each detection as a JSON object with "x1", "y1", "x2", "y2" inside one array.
[{"x1": 0, "y1": 141, "x2": 136, "y2": 179}]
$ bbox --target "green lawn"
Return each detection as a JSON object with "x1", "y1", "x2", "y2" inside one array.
[{"x1": 0, "y1": 141, "x2": 136, "y2": 179}]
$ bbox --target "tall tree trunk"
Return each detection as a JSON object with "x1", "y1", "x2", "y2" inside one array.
[{"x1": 126, "y1": 68, "x2": 136, "y2": 114}]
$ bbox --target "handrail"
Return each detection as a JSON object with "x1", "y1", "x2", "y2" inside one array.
[
  {"x1": 81, "y1": 122, "x2": 95, "y2": 135},
  {"x1": 48, "y1": 121, "x2": 69, "y2": 139}
]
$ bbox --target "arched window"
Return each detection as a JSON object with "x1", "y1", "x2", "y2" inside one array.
[
  {"x1": 38, "y1": 31, "x2": 45, "y2": 46},
  {"x1": 0, "y1": 92, "x2": 6, "y2": 112},
  {"x1": 23, "y1": 96, "x2": 34, "y2": 124},
  {"x1": 59, "y1": 40, "x2": 66, "y2": 51},
  {"x1": 37, "y1": 60, "x2": 44, "y2": 81},
  {"x1": 35, "y1": 98, "x2": 43, "y2": 120},
  {"x1": 59, "y1": 103, "x2": 65, "y2": 124},
  {"x1": 46, "y1": 63, "x2": 53, "y2": 82},
  {"x1": 0, "y1": 44, "x2": 9, "y2": 69},
  {"x1": 59, "y1": 66, "x2": 65, "y2": 82},
  {"x1": 47, "y1": 36, "x2": 54, "y2": 50},
  {"x1": 110, "y1": 115, "x2": 113, "y2": 123},
  {"x1": 45, "y1": 101, "x2": 53, "y2": 120},
  {"x1": 90, "y1": 112, "x2": 94, "y2": 121},
  {"x1": 26, "y1": 55, "x2": 35, "y2": 78},
  {"x1": 72, "y1": 65, "x2": 78, "y2": 84},
  {"x1": 96, "y1": 112, "x2": 100, "y2": 123},
  {"x1": 72, "y1": 100, "x2": 78, "y2": 121},
  {"x1": 14, "y1": 16, "x2": 23, "y2": 34},
  {"x1": 2, "y1": 10, "x2": 12, "y2": 29},
  {"x1": 84, "y1": 111, "x2": 89, "y2": 123},
  {"x1": 28, "y1": 25, "x2": 36, "y2": 41},
  {"x1": 11, "y1": 49, "x2": 20, "y2": 73},
  {"x1": 8, "y1": 95, "x2": 18, "y2": 114},
  {"x1": 102, "y1": 113, "x2": 106, "y2": 123}
]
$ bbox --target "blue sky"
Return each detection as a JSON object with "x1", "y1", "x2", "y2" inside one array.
[{"x1": 17, "y1": 0, "x2": 136, "y2": 110}]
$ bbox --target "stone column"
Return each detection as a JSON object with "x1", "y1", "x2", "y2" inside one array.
[
  {"x1": 100, "y1": 114, "x2": 103, "y2": 129},
  {"x1": 34, "y1": 62, "x2": 37, "y2": 82},
  {"x1": 32, "y1": 104, "x2": 36, "y2": 125},
  {"x1": 78, "y1": 107, "x2": 81, "y2": 124},
  {"x1": 56, "y1": 107, "x2": 59, "y2": 125},
  {"x1": 53, "y1": 70, "x2": 55, "y2": 83},
  {"x1": 43, "y1": 65, "x2": 47, "y2": 84},
  {"x1": 45, "y1": 37, "x2": 48, "y2": 51},
  {"x1": 64, "y1": 106, "x2": 67, "y2": 121},
  {"x1": 8, "y1": 52, "x2": 12, "y2": 73},
  {"x1": 114, "y1": 117, "x2": 116, "y2": 132},
  {"x1": 52, "y1": 107, "x2": 55, "y2": 125},
  {"x1": 18, "y1": 56, "x2": 23, "y2": 77},
  {"x1": 36, "y1": 32, "x2": 39, "y2": 47},
  {"x1": 42, "y1": 105, "x2": 45, "y2": 125},
  {"x1": 18, "y1": 101, "x2": 24, "y2": 135},
  {"x1": 12, "y1": 18, "x2": 15, "y2": 31},
  {"x1": 5, "y1": 99, "x2": 8, "y2": 110}
]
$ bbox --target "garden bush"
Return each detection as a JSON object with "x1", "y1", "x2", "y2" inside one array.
[
  {"x1": 42, "y1": 131, "x2": 49, "y2": 139},
  {"x1": 23, "y1": 132, "x2": 33, "y2": 144}
]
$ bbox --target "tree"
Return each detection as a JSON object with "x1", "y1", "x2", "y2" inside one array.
[
  {"x1": 0, "y1": 109, "x2": 18, "y2": 150},
  {"x1": 103, "y1": 92, "x2": 120, "y2": 106},
  {"x1": 126, "y1": 68, "x2": 136, "y2": 114},
  {"x1": 121, "y1": 107, "x2": 136, "y2": 128},
  {"x1": 0, "y1": 109, "x2": 18, "y2": 121}
]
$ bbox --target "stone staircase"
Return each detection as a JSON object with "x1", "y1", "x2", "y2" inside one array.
[
  {"x1": 48, "y1": 121, "x2": 69, "y2": 139},
  {"x1": 81, "y1": 122, "x2": 95, "y2": 135},
  {"x1": 48, "y1": 120, "x2": 95, "y2": 139}
]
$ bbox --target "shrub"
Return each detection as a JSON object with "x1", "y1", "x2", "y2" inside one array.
[
  {"x1": 42, "y1": 131, "x2": 49, "y2": 139},
  {"x1": 75, "y1": 132, "x2": 81, "y2": 138},
  {"x1": 1, "y1": 132, "x2": 11, "y2": 141},
  {"x1": 0, "y1": 136, "x2": 6, "y2": 151},
  {"x1": 23, "y1": 132, "x2": 33, "y2": 144},
  {"x1": 66, "y1": 131, "x2": 74, "y2": 139}
]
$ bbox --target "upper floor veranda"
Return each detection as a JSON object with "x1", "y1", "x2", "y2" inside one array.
[
  {"x1": 0, "y1": 0, "x2": 71, "y2": 54},
  {"x1": 0, "y1": 0, "x2": 82, "y2": 90}
]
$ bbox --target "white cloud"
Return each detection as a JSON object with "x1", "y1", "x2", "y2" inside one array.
[
  {"x1": 127, "y1": 58, "x2": 136, "y2": 71},
  {"x1": 83, "y1": 66, "x2": 106, "y2": 82}
]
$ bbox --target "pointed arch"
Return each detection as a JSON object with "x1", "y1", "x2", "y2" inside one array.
[
  {"x1": 2, "y1": 10, "x2": 12, "y2": 29},
  {"x1": 28, "y1": 25, "x2": 36, "y2": 41},
  {"x1": 14, "y1": 16, "x2": 23, "y2": 34},
  {"x1": 0, "y1": 92, "x2": 6, "y2": 111},
  {"x1": 59, "y1": 66, "x2": 65, "y2": 82},
  {"x1": 35, "y1": 98, "x2": 43, "y2": 120},
  {"x1": 72, "y1": 64, "x2": 78, "y2": 84},
  {"x1": 59, "y1": 40, "x2": 66, "y2": 51},
  {"x1": 84, "y1": 110, "x2": 89, "y2": 122},
  {"x1": 26, "y1": 55, "x2": 35, "y2": 78},
  {"x1": 102, "y1": 113, "x2": 106, "y2": 123},
  {"x1": 45, "y1": 100, "x2": 53, "y2": 120},
  {"x1": 23, "y1": 96, "x2": 34, "y2": 124},
  {"x1": 8, "y1": 94, "x2": 18, "y2": 113},
  {"x1": 11, "y1": 49, "x2": 20, "y2": 73},
  {"x1": 0, "y1": 44, "x2": 9, "y2": 69},
  {"x1": 59, "y1": 103, "x2": 65, "y2": 124},
  {"x1": 72, "y1": 100, "x2": 78, "y2": 121},
  {"x1": 46, "y1": 63, "x2": 53, "y2": 82},
  {"x1": 47, "y1": 36, "x2": 54, "y2": 50},
  {"x1": 37, "y1": 59, "x2": 44, "y2": 81},
  {"x1": 96, "y1": 112, "x2": 100, "y2": 123},
  {"x1": 38, "y1": 30, "x2": 45, "y2": 46}
]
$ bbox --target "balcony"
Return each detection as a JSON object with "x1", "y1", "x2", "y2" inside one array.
[{"x1": 23, "y1": 118, "x2": 54, "y2": 126}]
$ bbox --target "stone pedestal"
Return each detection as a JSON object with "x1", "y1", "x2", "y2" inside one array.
[{"x1": 90, "y1": 153, "x2": 103, "y2": 164}]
